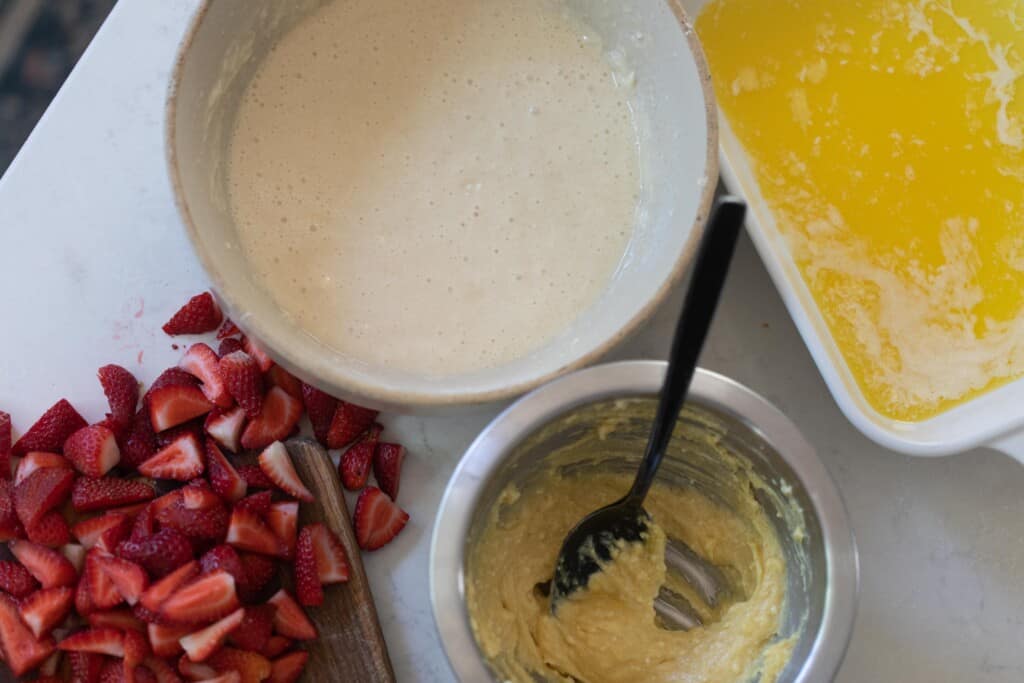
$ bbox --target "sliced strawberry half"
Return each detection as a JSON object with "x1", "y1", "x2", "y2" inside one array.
[
  {"x1": 205, "y1": 439, "x2": 246, "y2": 503},
  {"x1": 122, "y1": 410, "x2": 158, "y2": 471},
  {"x1": 138, "y1": 433, "x2": 204, "y2": 481},
  {"x1": 61, "y1": 543, "x2": 87, "y2": 573},
  {"x1": 266, "y1": 590, "x2": 316, "y2": 640},
  {"x1": 353, "y1": 486, "x2": 409, "y2": 551},
  {"x1": 9, "y1": 540, "x2": 77, "y2": 588},
  {"x1": 265, "y1": 366, "x2": 302, "y2": 401},
  {"x1": 0, "y1": 411, "x2": 10, "y2": 480},
  {"x1": 265, "y1": 502, "x2": 298, "y2": 560},
  {"x1": 199, "y1": 545, "x2": 244, "y2": 587},
  {"x1": 0, "y1": 560, "x2": 39, "y2": 597},
  {"x1": 72, "y1": 477, "x2": 155, "y2": 513},
  {"x1": 154, "y1": 486, "x2": 229, "y2": 541},
  {"x1": 0, "y1": 592, "x2": 55, "y2": 675},
  {"x1": 72, "y1": 513, "x2": 133, "y2": 551},
  {"x1": 26, "y1": 510, "x2": 71, "y2": 547},
  {"x1": 85, "y1": 550, "x2": 123, "y2": 610},
  {"x1": 217, "y1": 351, "x2": 263, "y2": 418},
  {"x1": 64, "y1": 425, "x2": 121, "y2": 478},
  {"x1": 14, "y1": 451, "x2": 72, "y2": 486},
  {"x1": 148, "y1": 384, "x2": 214, "y2": 433},
  {"x1": 98, "y1": 365, "x2": 140, "y2": 427},
  {"x1": 139, "y1": 561, "x2": 199, "y2": 614},
  {"x1": 339, "y1": 441, "x2": 374, "y2": 491},
  {"x1": 256, "y1": 442, "x2": 312, "y2": 502},
  {"x1": 58, "y1": 627, "x2": 125, "y2": 657},
  {"x1": 159, "y1": 570, "x2": 239, "y2": 625},
  {"x1": 240, "y1": 388, "x2": 301, "y2": 451},
  {"x1": 308, "y1": 523, "x2": 350, "y2": 585},
  {"x1": 226, "y1": 507, "x2": 283, "y2": 557},
  {"x1": 299, "y1": 383, "x2": 337, "y2": 446},
  {"x1": 177, "y1": 654, "x2": 218, "y2": 680},
  {"x1": 95, "y1": 555, "x2": 148, "y2": 605},
  {"x1": 180, "y1": 607, "x2": 244, "y2": 662},
  {"x1": 13, "y1": 399, "x2": 87, "y2": 456},
  {"x1": 228, "y1": 605, "x2": 274, "y2": 653},
  {"x1": 87, "y1": 608, "x2": 145, "y2": 633},
  {"x1": 236, "y1": 465, "x2": 273, "y2": 490},
  {"x1": 241, "y1": 337, "x2": 274, "y2": 372},
  {"x1": 373, "y1": 443, "x2": 405, "y2": 501},
  {"x1": 20, "y1": 586, "x2": 73, "y2": 639},
  {"x1": 162, "y1": 292, "x2": 223, "y2": 336},
  {"x1": 269, "y1": 650, "x2": 309, "y2": 683},
  {"x1": 204, "y1": 407, "x2": 246, "y2": 455},
  {"x1": 147, "y1": 622, "x2": 190, "y2": 658},
  {"x1": 180, "y1": 343, "x2": 233, "y2": 409},
  {"x1": 325, "y1": 402, "x2": 378, "y2": 450},
  {"x1": 234, "y1": 490, "x2": 273, "y2": 516},
  {"x1": 116, "y1": 528, "x2": 194, "y2": 579},
  {"x1": 14, "y1": 466, "x2": 75, "y2": 528},
  {"x1": 207, "y1": 647, "x2": 271, "y2": 683},
  {"x1": 293, "y1": 527, "x2": 321, "y2": 607}
]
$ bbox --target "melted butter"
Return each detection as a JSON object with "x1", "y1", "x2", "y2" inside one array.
[{"x1": 698, "y1": 0, "x2": 1024, "y2": 421}]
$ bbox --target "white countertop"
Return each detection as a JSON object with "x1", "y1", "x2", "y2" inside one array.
[{"x1": 2, "y1": 1, "x2": 1023, "y2": 681}]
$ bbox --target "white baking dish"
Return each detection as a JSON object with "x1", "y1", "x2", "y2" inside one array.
[{"x1": 680, "y1": 0, "x2": 1024, "y2": 462}]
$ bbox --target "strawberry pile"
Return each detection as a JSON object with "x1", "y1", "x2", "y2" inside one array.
[{"x1": 0, "y1": 292, "x2": 411, "y2": 681}]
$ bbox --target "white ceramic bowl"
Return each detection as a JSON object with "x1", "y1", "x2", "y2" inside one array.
[{"x1": 166, "y1": 0, "x2": 718, "y2": 413}]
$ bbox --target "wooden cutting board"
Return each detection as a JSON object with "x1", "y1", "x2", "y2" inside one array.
[{"x1": 285, "y1": 438, "x2": 397, "y2": 683}]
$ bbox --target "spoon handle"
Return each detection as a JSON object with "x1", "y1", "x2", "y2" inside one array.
[{"x1": 627, "y1": 197, "x2": 746, "y2": 504}]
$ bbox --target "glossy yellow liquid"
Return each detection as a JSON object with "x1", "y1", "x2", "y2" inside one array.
[{"x1": 698, "y1": 0, "x2": 1024, "y2": 421}]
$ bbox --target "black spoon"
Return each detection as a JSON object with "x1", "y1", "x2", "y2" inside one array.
[{"x1": 550, "y1": 197, "x2": 747, "y2": 609}]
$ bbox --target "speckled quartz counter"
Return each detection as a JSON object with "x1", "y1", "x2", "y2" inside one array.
[{"x1": 1, "y1": 1, "x2": 1023, "y2": 681}]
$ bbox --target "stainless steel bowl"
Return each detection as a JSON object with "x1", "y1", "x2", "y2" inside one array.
[{"x1": 430, "y1": 361, "x2": 858, "y2": 682}]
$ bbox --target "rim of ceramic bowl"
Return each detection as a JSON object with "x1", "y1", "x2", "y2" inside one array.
[
  {"x1": 165, "y1": 1, "x2": 719, "y2": 410},
  {"x1": 430, "y1": 361, "x2": 859, "y2": 682}
]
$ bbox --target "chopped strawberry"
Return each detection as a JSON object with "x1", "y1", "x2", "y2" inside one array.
[
  {"x1": 236, "y1": 465, "x2": 273, "y2": 490},
  {"x1": 264, "y1": 502, "x2": 298, "y2": 560},
  {"x1": 0, "y1": 560, "x2": 39, "y2": 597},
  {"x1": 142, "y1": 656, "x2": 181, "y2": 683},
  {"x1": 85, "y1": 550, "x2": 124, "y2": 610},
  {"x1": 180, "y1": 607, "x2": 244, "y2": 662},
  {"x1": 228, "y1": 605, "x2": 273, "y2": 653},
  {"x1": 9, "y1": 540, "x2": 77, "y2": 588},
  {"x1": 87, "y1": 609, "x2": 145, "y2": 633},
  {"x1": 217, "y1": 319, "x2": 241, "y2": 340},
  {"x1": 177, "y1": 654, "x2": 217, "y2": 680},
  {"x1": 72, "y1": 477, "x2": 155, "y2": 513},
  {"x1": 147, "y1": 622, "x2": 190, "y2": 658},
  {"x1": 217, "y1": 337, "x2": 244, "y2": 358},
  {"x1": 58, "y1": 628, "x2": 125, "y2": 657},
  {"x1": 307, "y1": 523, "x2": 349, "y2": 585},
  {"x1": 205, "y1": 440, "x2": 246, "y2": 503},
  {"x1": 98, "y1": 365, "x2": 140, "y2": 428},
  {"x1": 65, "y1": 425, "x2": 121, "y2": 478},
  {"x1": 240, "y1": 389, "x2": 301, "y2": 451},
  {"x1": 299, "y1": 383, "x2": 337, "y2": 446},
  {"x1": 256, "y1": 442, "x2": 312, "y2": 502},
  {"x1": 162, "y1": 292, "x2": 223, "y2": 336},
  {"x1": 0, "y1": 411, "x2": 11, "y2": 480},
  {"x1": 269, "y1": 651, "x2": 308, "y2": 683},
  {"x1": 147, "y1": 385, "x2": 214, "y2": 433},
  {"x1": 94, "y1": 555, "x2": 148, "y2": 605},
  {"x1": 204, "y1": 407, "x2": 246, "y2": 455},
  {"x1": 293, "y1": 527, "x2": 321, "y2": 607},
  {"x1": 155, "y1": 418, "x2": 206, "y2": 452},
  {"x1": 354, "y1": 486, "x2": 409, "y2": 551},
  {"x1": 326, "y1": 402, "x2": 378, "y2": 450},
  {"x1": 0, "y1": 479, "x2": 22, "y2": 541},
  {"x1": 116, "y1": 528, "x2": 193, "y2": 579},
  {"x1": 265, "y1": 366, "x2": 302, "y2": 402},
  {"x1": 138, "y1": 561, "x2": 199, "y2": 614},
  {"x1": 123, "y1": 629, "x2": 151, "y2": 681},
  {"x1": 13, "y1": 399, "x2": 87, "y2": 456},
  {"x1": 72, "y1": 513, "x2": 133, "y2": 552},
  {"x1": 121, "y1": 410, "x2": 158, "y2": 471},
  {"x1": 180, "y1": 343, "x2": 233, "y2": 409},
  {"x1": 154, "y1": 486, "x2": 229, "y2": 541},
  {"x1": 27, "y1": 511, "x2": 72, "y2": 547},
  {"x1": 199, "y1": 545, "x2": 244, "y2": 586},
  {"x1": 144, "y1": 368, "x2": 199, "y2": 404},
  {"x1": 260, "y1": 635, "x2": 291, "y2": 659},
  {"x1": 95, "y1": 414, "x2": 130, "y2": 447},
  {"x1": 39, "y1": 652, "x2": 62, "y2": 680},
  {"x1": 69, "y1": 650, "x2": 105, "y2": 683},
  {"x1": 226, "y1": 507, "x2": 283, "y2": 557},
  {"x1": 74, "y1": 571, "x2": 98, "y2": 617},
  {"x1": 339, "y1": 441, "x2": 374, "y2": 491},
  {"x1": 236, "y1": 554, "x2": 278, "y2": 604},
  {"x1": 14, "y1": 466, "x2": 75, "y2": 528},
  {"x1": 139, "y1": 433, "x2": 204, "y2": 481},
  {"x1": 159, "y1": 570, "x2": 239, "y2": 625},
  {"x1": 266, "y1": 590, "x2": 316, "y2": 640},
  {"x1": 14, "y1": 451, "x2": 72, "y2": 486},
  {"x1": 61, "y1": 543, "x2": 87, "y2": 573},
  {"x1": 0, "y1": 592, "x2": 55, "y2": 675},
  {"x1": 217, "y1": 352, "x2": 262, "y2": 418},
  {"x1": 129, "y1": 504, "x2": 157, "y2": 541},
  {"x1": 373, "y1": 443, "x2": 405, "y2": 501},
  {"x1": 241, "y1": 337, "x2": 274, "y2": 372},
  {"x1": 20, "y1": 586, "x2": 73, "y2": 638},
  {"x1": 207, "y1": 647, "x2": 271, "y2": 683},
  {"x1": 234, "y1": 490, "x2": 272, "y2": 516}
]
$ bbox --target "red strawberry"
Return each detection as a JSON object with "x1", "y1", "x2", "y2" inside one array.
[
  {"x1": 9, "y1": 540, "x2": 77, "y2": 588},
  {"x1": 204, "y1": 407, "x2": 246, "y2": 454},
  {"x1": 234, "y1": 490, "x2": 272, "y2": 516},
  {"x1": 160, "y1": 571, "x2": 239, "y2": 625},
  {"x1": 205, "y1": 440, "x2": 246, "y2": 503},
  {"x1": 226, "y1": 507, "x2": 283, "y2": 557},
  {"x1": 147, "y1": 622, "x2": 189, "y2": 658},
  {"x1": 177, "y1": 655, "x2": 217, "y2": 680},
  {"x1": 65, "y1": 425, "x2": 122, "y2": 478},
  {"x1": 122, "y1": 410, "x2": 157, "y2": 471},
  {"x1": 199, "y1": 545, "x2": 244, "y2": 585},
  {"x1": 261, "y1": 635, "x2": 291, "y2": 659},
  {"x1": 139, "y1": 561, "x2": 199, "y2": 613},
  {"x1": 129, "y1": 504, "x2": 157, "y2": 541},
  {"x1": 123, "y1": 629, "x2": 151, "y2": 681},
  {"x1": 98, "y1": 365, "x2": 140, "y2": 427},
  {"x1": 217, "y1": 337, "x2": 244, "y2": 358},
  {"x1": 95, "y1": 555, "x2": 148, "y2": 605},
  {"x1": 265, "y1": 366, "x2": 302, "y2": 402},
  {"x1": 180, "y1": 343, "x2": 233, "y2": 409},
  {"x1": 62, "y1": 543, "x2": 87, "y2": 573},
  {"x1": 180, "y1": 607, "x2": 244, "y2": 662},
  {"x1": 373, "y1": 443, "x2": 405, "y2": 501},
  {"x1": 241, "y1": 337, "x2": 274, "y2": 372},
  {"x1": 0, "y1": 560, "x2": 39, "y2": 597},
  {"x1": 20, "y1": 586, "x2": 73, "y2": 638},
  {"x1": 217, "y1": 319, "x2": 241, "y2": 340},
  {"x1": 236, "y1": 553, "x2": 278, "y2": 604},
  {"x1": 155, "y1": 418, "x2": 206, "y2": 451},
  {"x1": 207, "y1": 647, "x2": 271, "y2": 683},
  {"x1": 293, "y1": 527, "x2": 322, "y2": 607},
  {"x1": 27, "y1": 510, "x2": 71, "y2": 547},
  {"x1": 217, "y1": 352, "x2": 262, "y2": 418},
  {"x1": 0, "y1": 411, "x2": 11, "y2": 480},
  {"x1": 85, "y1": 550, "x2": 124, "y2": 610},
  {"x1": 147, "y1": 385, "x2": 213, "y2": 433},
  {"x1": 87, "y1": 609, "x2": 145, "y2": 632},
  {"x1": 15, "y1": 451, "x2": 72, "y2": 486},
  {"x1": 354, "y1": 487, "x2": 409, "y2": 551},
  {"x1": 14, "y1": 466, "x2": 75, "y2": 528},
  {"x1": 69, "y1": 650, "x2": 105, "y2": 683},
  {"x1": 256, "y1": 442, "x2": 312, "y2": 502},
  {"x1": 269, "y1": 651, "x2": 308, "y2": 683},
  {"x1": 116, "y1": 528, "x2": 193, "y2": 579},
  {"x1": 72, "y1": 513, "x2": 132, "y2": 552},
  {"x1": 0, "y1": 479, "x2": 22, "y2": 541},
  {"x1": 75, "y1": 571, "x2": 98, "y2": 617},
  {"x1": 326, "y1": 402, "x2": 378, "y2": 450},
  {"x1": 58, "y1": 628, "x2": 125, "y2": 657},
  {"x1": 13, "y1": 399, "x2": 87, "y2": 456},
  {"x1": 155, "y1": 486, "x2": 229, "y2": 541},
  {"x1": 228, "y1": 605, "x2": 274, "y2": 653},
  {"x1": 72, "y1": 477, "x2": 155, "y2": 513},
  {"x1": 139, "y1": 433, "x2": 204, "y2": 481},
  {"x1": 240, "y1": 389, "x2": 301, "y2": 451},
  {"x1": 162, "y1": 292, "x2": 223, "y2": 336},
  {"x1": 142, "y1": 656, "x2": 181, "y2": 683},
  {"x1": 144, "y1": 368, "x2": 198, "y2": 403},
  {"x1": 339, "y1": 441, "x2": 374, "y2": 491},
  {"x1": 236, "y1": 465, "x2": 273, "y2": 490},
  {"x1": 299, "y1": 383, "x2": 337, "y2": 446},
  {"x1": 0, "y1": 592, "x2": 55, "y2": 675},
  {"x1": 307, "y1": 523, "x2": 349, "y2": 584},
  {"x1": 264, "y1": 502, "x2": 298, "y2": 560},
  {"x1": 267, "y1": 590, "x2": 316, "y2": 640}
]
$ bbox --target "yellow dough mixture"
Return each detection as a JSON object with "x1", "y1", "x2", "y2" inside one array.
[{"x1": 467, "y1": 471, "x2": 792, "y2": 683}]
